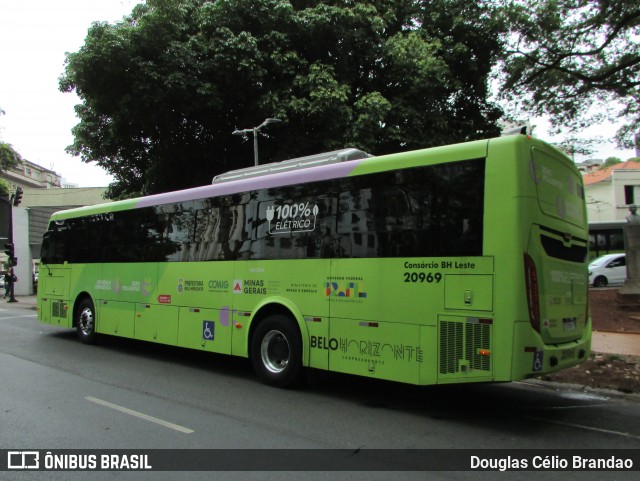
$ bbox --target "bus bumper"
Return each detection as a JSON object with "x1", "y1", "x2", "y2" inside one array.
[{"x1": 512, "y1": 321, "x2": 592, "y2": 380}]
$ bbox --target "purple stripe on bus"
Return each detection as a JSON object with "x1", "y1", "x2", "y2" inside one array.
[{"x1": 135, "y1": 160, "x2": 364, "y2": 208}]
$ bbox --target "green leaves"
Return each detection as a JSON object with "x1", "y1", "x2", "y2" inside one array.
[
  {"x1": 62, "y1": 0, "x2": 505, "y2": 197},
  {"x1": 0, "y1": 142, "x2": 22, "y2": 173},
  {"x1": 500, "y1": 0, "x2": 640, "y2": 147}
]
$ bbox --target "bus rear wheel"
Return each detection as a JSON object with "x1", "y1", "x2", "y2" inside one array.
[
  {"x1": 76, "y1": 297, "x2": 97, "y2": 344},
  {"x1": 250, "y1": 314, "x2": 304, "y2": 388}
]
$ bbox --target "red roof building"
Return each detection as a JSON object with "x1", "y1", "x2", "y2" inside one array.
[{"x1": 584, "y1": 161, "x2": 640, "y2": 222}]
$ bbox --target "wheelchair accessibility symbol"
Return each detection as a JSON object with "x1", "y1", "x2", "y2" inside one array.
[
  {"x1": 202, "y1": 321, "x2": 215, "y2": 341},
  {"x1": 532, "y1": 350, "x2": 543, "y2": 372}
]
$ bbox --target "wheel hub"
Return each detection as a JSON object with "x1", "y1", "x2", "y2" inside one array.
[
  {"x1": 261, "y1": 330, "x2": 290, "y2": 373},
  {"x1": 79, "y1": 308, "x2": 94, "y2": 334}
]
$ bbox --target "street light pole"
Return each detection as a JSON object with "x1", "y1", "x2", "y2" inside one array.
[
  {"x1": 253, "y1": 130, "x2": 259, "y2": 166},
  {"x1": 232, "y1": 118, "x2": 282, "y2": 166}
]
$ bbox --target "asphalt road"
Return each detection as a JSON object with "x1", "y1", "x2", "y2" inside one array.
[{"x1": 1, "y1": 302, "x2": 639, "y2": 480}]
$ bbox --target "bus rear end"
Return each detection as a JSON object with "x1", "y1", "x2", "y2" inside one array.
[
  {"x1": 522, "y1": 139, "x2": 590, "y2": 378},
  {"x1": 488, "y1": 136, "x2": 590, "y2": 381}
]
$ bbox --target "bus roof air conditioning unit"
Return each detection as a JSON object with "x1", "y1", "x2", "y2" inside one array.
[{"x1": 212, "y1": 148, "x2": 372, "y2": 184}]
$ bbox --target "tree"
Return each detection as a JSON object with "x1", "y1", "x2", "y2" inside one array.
[
  {"x1": 499, "y1": 0, "x2": 640, "y2": 148},
  {"x1": 555, "y1": 135, "x2": 604, "y2": 160},
  {"x1": 0, "y1": 143, "x2": 22, "y2": 174},
  {"x1": 61, "y1": 0, "x2": 505, "y2": 198},
  {"x1": 0, "y1": 178, "x2": 10, "y2": 196},
  {"x1": 601, "y1": 156, "x2": 622, "y2": 168},
  {"x1": 0, "y1": 108, "x2": 22, "y2": 173}
]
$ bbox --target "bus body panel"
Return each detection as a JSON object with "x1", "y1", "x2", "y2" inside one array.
[
  {"x1": 350, "y1": 139, "x2": 488, "y2": 177},
  {"x1": 99, "y1": 300, "x2": 135, "y2": 338},
  {"x1": 134, "y1": 303, "x2": 180, "y2": 345},
  {"x1": 482, "y1": 136, "x2": 590, "y2": 380},
  {"x1": 511, "y1": 321, "x2": 592, "y2": 380},
  {"x1": 526, "y1": 144, "x2": 589, "y2": 346},
  {"x1": 178, "y1": 307, "x2": 232, "y2": 355},
  {"x1": 158, "y1": 261, "x2": 236, "y2": 354},
  {"x1": 328, "y1": 317, "x2": 422, "y2": 384},
  {"x1": 37, "y1": 265, "x2": 71, "y2": 328},
  {"x1": 37, "y1": 135, "x2": 591, "y2": 386}
]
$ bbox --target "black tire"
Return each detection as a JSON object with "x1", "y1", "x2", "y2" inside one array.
[
  {"x1": 75, "y1": 297, "x2": 97, "y2": 344},
  {"x1": 593, "y1": 276, "x2": 608, "y2": 288},
  {"x1": 250, "y1": 314, "x2": 304, "y2": 388}
]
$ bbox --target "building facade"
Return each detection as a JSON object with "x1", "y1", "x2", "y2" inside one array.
[
  {"x1": 1, "y1": 161, "x2": 108, "y2": 295},
  {"x1": 2, "y1": 158, "x2": 62, "y2": 191},
  {"x1": 583, "y1": 161, "x2": 640, "y2": 222}
]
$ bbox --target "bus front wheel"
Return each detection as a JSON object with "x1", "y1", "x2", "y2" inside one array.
[
  {"x1": 250, "y1": 314, "x2": 304, "y2": 388},
  {"x1": 76, "y1": 297, "x2": 97, "y2": 344}
]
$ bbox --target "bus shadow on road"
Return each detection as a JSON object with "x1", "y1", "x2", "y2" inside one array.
[
  {"x1": 44, "y1": 329, "x2": 255, "y2": 382},
  {"x1": 302, "y1": 369, "x2": 635, "y2": 440},
  {"x1": 40, "y1": 328, "x2": 636, "y2": 442}
]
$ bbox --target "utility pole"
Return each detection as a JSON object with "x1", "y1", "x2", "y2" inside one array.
[{"x1": 1, "y1": 187, "x2": 23, "y2": 302}]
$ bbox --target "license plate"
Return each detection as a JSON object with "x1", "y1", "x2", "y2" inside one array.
[{"x1": 563, "y1": 317, "x2": 577, "y2": 331}]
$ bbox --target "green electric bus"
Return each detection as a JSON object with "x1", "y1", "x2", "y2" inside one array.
[{"x1": 37, "y1": 134, "x2": 591, "y2": 387}]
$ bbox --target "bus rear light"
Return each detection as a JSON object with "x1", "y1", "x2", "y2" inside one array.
[
  {"x1": 524, "y1": 254, "x2": 541, "y2": 333},
  {"x1": 477, "y1": 349, "x2": 491, "y2": 356}
]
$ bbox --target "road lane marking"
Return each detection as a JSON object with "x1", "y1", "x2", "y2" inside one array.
[
  {"x1": 86, "y1": 396, "x2": 194, "y2": 434},
  {"x1": 0, "y1": 314, "x2": 38, "y2": 319},
  {"x1": 526, "y1": 416, "x2": 640, "y2": 440}
]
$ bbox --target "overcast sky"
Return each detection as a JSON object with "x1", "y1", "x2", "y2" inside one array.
[
  {"x1": 0, "y1": 1, "x2": 636, "y2": 188},
  {"x1": 0, "y1": 0, "x2": 133, "y2": 187}
]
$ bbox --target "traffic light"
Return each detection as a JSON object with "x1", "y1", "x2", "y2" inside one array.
[
  {"x1": 4, "y1": 243, "x2": 14, "y2": 258},
  {"x1": 12, "y1": 187, "x2": 23, "y2": 207},
  {"x1": 4, "y1": 243, "x2": 17, "y2": 266}
]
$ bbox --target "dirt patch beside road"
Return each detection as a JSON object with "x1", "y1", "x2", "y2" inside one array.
[
  {"x1": 539, "y1": 352, "x2": 640, "y2": 394},
  {"x1": 538, "y1": 288, "x2": 640, "y2": 394},
  {"x1": 589, "y1": 288, "x2": 640, "y2": 333}
]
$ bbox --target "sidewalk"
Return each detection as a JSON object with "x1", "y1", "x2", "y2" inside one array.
[
  {"x1": 591, "y1": 331, "x2": 640, "y2": 356},
  {"x1": 5, "y1": 295, "x2": 640, "y2": 356},
  {"x1": 3, "y1": 294, "x2": 37, "y2": 309}
]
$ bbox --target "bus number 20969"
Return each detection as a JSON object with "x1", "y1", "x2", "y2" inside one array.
[{"x1": 403, "y1": 272, "x2": 443, "y2": 283}]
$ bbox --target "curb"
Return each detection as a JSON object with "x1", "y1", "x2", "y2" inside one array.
[{"x1": 523, "y1": 378, "x2": 640, "y2": 402}]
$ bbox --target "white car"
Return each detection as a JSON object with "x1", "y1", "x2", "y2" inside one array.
[{"x1": 589, "y1": 253, "x2": 626, "y2": 287}]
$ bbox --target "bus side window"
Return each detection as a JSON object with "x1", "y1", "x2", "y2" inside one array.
[{"x1": 194, "y1": 207, "x2": 222, "y2": 261}]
